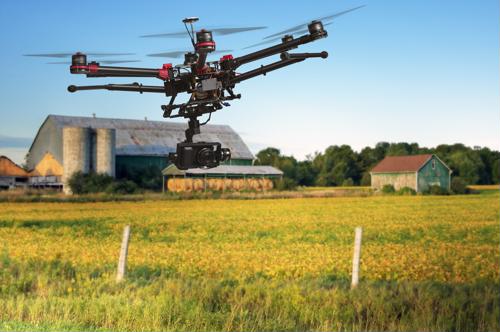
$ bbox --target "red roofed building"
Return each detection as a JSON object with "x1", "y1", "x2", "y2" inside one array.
[
  {"x1": 370, "y1": 154, "x2": 452, "y2": 192},
  {"x1": 0, "y1": 156, "x2": 29, "y2": 189}
]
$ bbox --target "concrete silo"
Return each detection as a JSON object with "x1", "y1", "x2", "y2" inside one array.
[
  {"x1": 95, "y1": 128, "x2": 116, "y2": 177},
  {"x1": 62, "y1": 127, "x2": 91, "y2": 193}
]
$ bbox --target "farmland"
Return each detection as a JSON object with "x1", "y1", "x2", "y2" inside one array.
[{"x1": 0, "y1": 192, "x2": 498, "y2": 331}]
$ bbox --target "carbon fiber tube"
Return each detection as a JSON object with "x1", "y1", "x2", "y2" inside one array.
[
  {"x1": 230, "y1": 58, "x2": 304, "y2": 84},
  {"x1": 67, "y1": 84, "x2": 165, "y2": 93}
]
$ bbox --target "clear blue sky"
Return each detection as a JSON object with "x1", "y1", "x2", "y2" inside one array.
[{"x1": 0, "y1": 0, "x2": 498, "y2": 163}]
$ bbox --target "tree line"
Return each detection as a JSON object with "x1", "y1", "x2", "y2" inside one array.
[{"x1": 254, "y1": 142, "x2": 500, "y2": 187}]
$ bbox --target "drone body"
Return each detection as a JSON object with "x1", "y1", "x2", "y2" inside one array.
[{"x1": 67, "y1": 18, "x2": 329, "y2": 169}]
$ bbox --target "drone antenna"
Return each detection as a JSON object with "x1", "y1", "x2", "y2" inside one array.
[{"x1": 182, "y1": 17, "x2": 199, "y2": 47}]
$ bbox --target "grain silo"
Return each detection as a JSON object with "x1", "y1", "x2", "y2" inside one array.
[
  {"x1": 27, "y1": 114, "x2": 258, "y2": 193},
  {"x1": 62, "y1": 127, "x2": 91, "y2": 193},
  {"x1": 95, "y1": 128, "x2": 116, "y2": 177}
]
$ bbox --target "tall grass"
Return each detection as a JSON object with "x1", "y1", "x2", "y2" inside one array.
[{"x1": 0, "y1": 257, "x2": 498, "y2": 332}]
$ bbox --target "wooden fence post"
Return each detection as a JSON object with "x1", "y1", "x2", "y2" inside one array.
[
  {"x1": 351, "y1": 227, "x2": 362, "y2": 289},
  {"x1": 116, "y1": 225, "x2": 131, "y2": 283}
]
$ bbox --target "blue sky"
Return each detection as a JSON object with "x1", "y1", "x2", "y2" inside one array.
[{"x1": 0, "y1": 0, "x2": 498, "y2": 163}]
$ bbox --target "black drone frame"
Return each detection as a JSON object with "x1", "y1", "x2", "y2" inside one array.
[{"x1": 67, "y1": 19, "x2": 329, "y2": 169}]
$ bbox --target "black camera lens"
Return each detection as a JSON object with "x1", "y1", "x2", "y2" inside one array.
[
  {"x1": 197, "y1": 147, "x2": 216, "y2": 166},
  {"x1": 221, "y1": 148, "x2": 231, "y2": 162}
]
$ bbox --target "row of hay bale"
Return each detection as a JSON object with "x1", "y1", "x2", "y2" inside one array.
[{"x1": 167, "y1": 177, "x2": 274, "y2": 192}]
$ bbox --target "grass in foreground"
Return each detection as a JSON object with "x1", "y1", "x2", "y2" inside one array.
[{"x1": 0, "y1": 193, "x2": 498, "y2": 331}]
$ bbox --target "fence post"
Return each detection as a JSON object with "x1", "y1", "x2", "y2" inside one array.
[
  {"x1": 116, "y1": 225, "x2": 131, "y2": 283},
  {"x1": 351, "y1": 227, "x2": 363, "y2": 289}
]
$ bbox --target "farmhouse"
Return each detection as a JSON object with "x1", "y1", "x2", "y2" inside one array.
[
  {"x1": 370, "y1": 154, "x2": 451, "y2": 192},
  {"x1": 26, "y1": 114, "x2": 279, "y2": 192},
  {"x1": 0, "y1": 156, "x2": 29, "y2": 189}
]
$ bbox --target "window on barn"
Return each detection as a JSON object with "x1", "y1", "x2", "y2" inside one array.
[{"x1": 431, "y1": 159, "x2": 436, "y2": 170}]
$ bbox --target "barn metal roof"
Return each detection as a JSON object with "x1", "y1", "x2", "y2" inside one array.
[
  {"x1": 371, "y1": 154, "x2": 434, "y2": 173},
  {"x1": 45, "y1": 115, "x2": 254, "y2": 160},
  {"x1": 163, "y1": 164, "x2": 283, "y2": 177}
]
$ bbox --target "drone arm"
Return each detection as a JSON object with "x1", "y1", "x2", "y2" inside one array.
[
  {"x1": 280, "y1": 51, "x2": 328, "y2": 60},
  {"x1": 230, "y1": 58, "x2": 304, "y2": 84},
  {"x1": 224, "y1": 21, "x2": 327, "y2": 70},
  {"x1": 67, "y1": 83, "x2": 166, "y2": 93}
]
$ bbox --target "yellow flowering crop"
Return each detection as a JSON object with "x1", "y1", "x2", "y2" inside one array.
[{"x1": 0, "y1": 193, "x2": 497, "y2": 283}]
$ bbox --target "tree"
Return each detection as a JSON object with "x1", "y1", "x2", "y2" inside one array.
[{"x1": 254, "y1": 147, "x2": 282, "y2": 166}]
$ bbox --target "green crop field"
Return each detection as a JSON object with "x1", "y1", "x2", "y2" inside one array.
[{"x1": 0, "y1": 191, "x2": 498, "y2": 331}]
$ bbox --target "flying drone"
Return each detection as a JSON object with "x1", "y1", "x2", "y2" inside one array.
[{"x1": 25, "y1": 6, "x2": 364, "y2": 170}]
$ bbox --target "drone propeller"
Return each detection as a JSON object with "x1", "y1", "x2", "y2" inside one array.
[
  {"x1": 47, "y1": 59, "x2": 141, "y2": 65},
  {"x1": 263, "y1": 5, "x2": 365, "y2": 40},
  {"x1": 140, "y1": 26, "x2": 267, "y2": 38},
  {"x1": 23, "y1": 52, "x2": 135, "y2": 58},
  {"x1": 147, "y1": 49, "x2": 233, "y2": 58},
  {"x1": 243, "y1": 23, "x2": 333, "y2": 49}
]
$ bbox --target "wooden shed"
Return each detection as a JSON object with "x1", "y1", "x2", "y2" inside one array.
[
  {"x1": 0, "y1": 156, "x2": 28, "y2": 189},
  {"x1": 370, "y1": 154, "x2": 452, "y2": 192}
]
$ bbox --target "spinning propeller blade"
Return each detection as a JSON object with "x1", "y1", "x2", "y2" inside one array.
[
  {"x1": 147, "y1": 50, "x2": 233, "y2": 58},
  {"x1": 23, "y1": 52, "x2": 135, "y2": 58},
  {"x1": 243, "y1": 23, "x2": 332, "y2": 49},
  {"x1": 47, "y1": 60, "x2": 141, "y2": 65},
  {"x1": 140, "y1": 26, "x2": 267, "y2": 38},
  {"x1": 263, "y1": 5, "x2": 365, "y2": 40}
]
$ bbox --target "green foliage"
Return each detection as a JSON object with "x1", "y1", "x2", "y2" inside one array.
[
  {"x1": 427, "y1": 185, "x2": 450, "y2": 195},
  {"x1": 255, "y1": 142, "x2": 500, "y2": 188},
  {"x1": 122, "y1": 165, "x2": 163, "y2": 191},
  {"x1": 397, "y1": 186, "x2": 416, "y2": 195},
  {"x1": 68, "y1": 172, "x2": 138, "y2": 195},
  {"x1": 360, "y1": 172, "x2": 371, "y2": 186},
  {"x1": 341, "y1": 178, "x2": 354, "y2": 186},
  {"x1": 382, "y1": 184, "x2": 396, "y2": 194},
  {"x1": 491, "y1": 159, "x2": 500, "y2": 183},
  {"x1": 105, "y1": 180, "x2": 139, "y2": 195},
  {"x1": 451, "y1": 177, "x2": 468, "y2": 195},
  {"x1": 0, "y1": 258, "x2": 498, "y2": 332},
  {"x1": 273, "y1": 178, "x2": 297, "y2": 191},
  {"x1": 68, "y1": 172, "x2": 113, "y2": 194}
]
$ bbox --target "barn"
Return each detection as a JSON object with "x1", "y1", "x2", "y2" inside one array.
[
  {"x1": 0, "y1": 156, "x2": 29, "y2": 189},
  {"x1": 26, "y1": 114, "x2": 258, "y2": 192},
  {"x1": 370, "y1": 154, "x2": 452, "y2": 192}
]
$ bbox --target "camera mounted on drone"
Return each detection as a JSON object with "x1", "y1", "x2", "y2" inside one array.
[{"x1": 67, "y1": 17, "x2": 330, "y2": 169}]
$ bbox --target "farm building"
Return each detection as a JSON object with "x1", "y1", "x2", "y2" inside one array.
[
  {"x1": 0, "y1": 156, "x2": 29, "y2": 189},
  {"x1": 26, "y1": 114, "x2": 257, "y2": 193},
  {"x1": 370, "y1": 154, "x2": 452, "y2": 192},
  {"x1": 162, "y1": 164, "x2": 283, "y2": 192}
]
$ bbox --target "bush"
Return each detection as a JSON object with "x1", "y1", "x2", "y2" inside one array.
[
  {"x1": 451, "y1": 177, "x2": 468, "y2": 194},
  {"x1": 68, "y1": 172, "x2": 139, "y2": 195},
  {"x1": 68, "y1": 172, "x2": 113, "y2": 194},
  {"x1": 427, "y1": 185, "x2": 449, "y2": 195},
  {"x1": 105, "y1": 180, "x2": 139, "y2": 195},
  {"x1": 381, "y1": 184, "x2": 395, "y2": 194},
  {"x1": 397, "y1": 186, "x2": 416, "y2": 195},
  {"x1": 122, "y1": 165, "x2": 163, "y2": 191},
  {"x1": 360, "y1": 172, "x2": 371, "y2": 186},
  {"x1": 342, "y1": 178, "x2": 354, "y2": 187},
  {"x1": 273, "y1": 178, "x2": 297, "y2": 191}
]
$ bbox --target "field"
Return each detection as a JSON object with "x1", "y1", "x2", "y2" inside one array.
[{"x1": 0, "y1": 191, "x2": 498, "y2": 331}]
